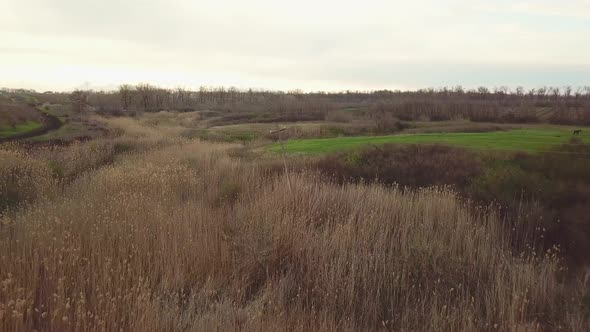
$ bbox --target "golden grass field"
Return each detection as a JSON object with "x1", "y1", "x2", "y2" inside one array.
[{"x1": 1, "y1": 115, "x2": 589, "y2": 331}]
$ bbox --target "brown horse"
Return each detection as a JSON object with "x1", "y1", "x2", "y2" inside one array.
[{"x1": 573, "y1": 130, "x2": 582, "y2": 135}]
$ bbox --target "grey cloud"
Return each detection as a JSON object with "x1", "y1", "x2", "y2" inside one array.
[{"x1": 2, "y1": 0, "x2": 590, "y2": 91}]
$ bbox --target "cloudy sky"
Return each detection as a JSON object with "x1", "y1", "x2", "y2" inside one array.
[{"x1": 1, "y1": 0, "x2": 590, "y2": 91}]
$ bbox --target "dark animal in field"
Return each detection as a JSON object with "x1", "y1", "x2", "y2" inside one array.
[{"x1": 573, "y1": 130, "x2": 582, "y2": 135}]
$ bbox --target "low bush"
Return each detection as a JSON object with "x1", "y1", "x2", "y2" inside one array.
[{"x1": 475, "y1": 141, "x2": 590, "y2": 263}]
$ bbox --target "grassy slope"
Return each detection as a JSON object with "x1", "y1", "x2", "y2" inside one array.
[
  {"x1": 269, "y1": 127, "x2": 590, "y2": 154},
  {"x1": 39, "y1": 105, "x2": 68, "y2": 123},
  {"x1": 208, "y1": 121, "x2": 325, "y2": 133},
  {"x1": 30, "y1": 104, "x2": 110, "y2": 141},
  {"x1": 0, "y1": 121, "x2": 43, "y2": 139}
]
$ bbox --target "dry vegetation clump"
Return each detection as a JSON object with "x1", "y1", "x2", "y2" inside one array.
[
  {"x1": 310, "y1": 141, "x2": 590, "y2": 266},
  {"x1": 0, "y1": 117, "x2": 187, "y2": 214},
  {"x1": 549, "y1": 108, "x2": 590, "y2": 126},
  {"x1": 472, "y1": 142, "x2": 590, "y2": 264},
  {"x1": 1, "y1": 121, "x2": 589, "y2": 330},
  {"x1": 369, "y1": 101, "x2": 541, "y2": 124},
  {"x1": 0, "y1": 148, "x2": 58, "y2": 214},
  {"x1": 312, "y1": 144, "x2": 483, "y2": 189}
]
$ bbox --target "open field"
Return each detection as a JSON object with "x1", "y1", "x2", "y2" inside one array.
[
  {"x1": 198, "y1": 120, "x2": 521, "y2": 144},
  {"x1": 0, "y1": 96, "x2": 45, "y2": 140},
  {"x1": 268, "y1": 126, "x2": 590, "y2": 154},
  {"x1": 2, "y1": 88, "x2": 590, "y2": 331},
  {"x1": 0, "y1": 121, "x2": 42, "y2": 139},
  {"x1": 26, "y1": 103, "x2": 109, "y2": 142},
  {"x1": 203, "y1": 121, "x2": 333, "y2": 141},
  {"x1": 209, "y1": 121, "x2": 327, "y2": 133},
  {"x1": 29, "y1": 117, "x2": 108, "y2": 142},
  {"x1": 38, "y1": 103, "x2": 70, "y2": 123},
  {"x1": 2, "y1": 115, "x2": 589, "y2": 331}
]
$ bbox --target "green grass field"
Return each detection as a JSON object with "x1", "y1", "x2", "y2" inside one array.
[
  {"x1": 38, "y1": 104, "x2": 73, "y2": 123},
  {"x1": 0, "y1": 121, "x2": 42, "y2": 139},
  {"x1": 268, "y1": 128, "x2": 590, "y2": 154}
]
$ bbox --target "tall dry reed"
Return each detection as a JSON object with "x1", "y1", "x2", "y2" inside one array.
[{"x1": 0, "y1": 118, "x2": 588, "y2": 331}]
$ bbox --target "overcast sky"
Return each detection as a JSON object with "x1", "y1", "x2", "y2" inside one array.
[{"x1": 1, "y1": 0, "x2": 590, "y2": 92}]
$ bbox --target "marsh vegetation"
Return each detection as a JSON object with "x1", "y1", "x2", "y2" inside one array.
[{"x1": 1, "y1": 86, "x2": 590, "y2": 331}]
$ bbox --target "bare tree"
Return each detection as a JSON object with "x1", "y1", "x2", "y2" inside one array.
[
  {"x1": 564, "y1": 86, "x2": 572, "y2": 98},
  {"x1": 136, "y1": 83, "x2": 154, "y2": 110},
  {"x1": 119, "y1": 84, "x2": 134, "y2": 110},
  {"x1": 69, "y1": 90, "x2": 89, "y2": 113},
  {"x1": 477, "y1": 87, "x2": 490, "y2": 98},
  {"x1": 550, "y1": 87, "x2": 561, "y2": 100},
  {"x1": 537, "y1": 86, "x2": 548, "y2": 99}
]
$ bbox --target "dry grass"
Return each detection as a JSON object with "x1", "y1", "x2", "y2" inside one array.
[{"x1": 1, "y1": 118, "x2": 589, "y2": 331}]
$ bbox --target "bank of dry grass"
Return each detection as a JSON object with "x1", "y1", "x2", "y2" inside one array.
[{"x1": 1, "y1": 119, "x2": 589, "y2": 331}]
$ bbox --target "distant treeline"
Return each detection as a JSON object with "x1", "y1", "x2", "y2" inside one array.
[{"x1": 6, "y1": 84, "x2": 590, "y2": 124}]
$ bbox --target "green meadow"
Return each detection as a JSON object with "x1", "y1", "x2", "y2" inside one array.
[
  {"x1": 0, "y1": 121, "x2": 42, "y2": 139},
  {"x1": 268, "y1": 128, "x2": 590, "y2": 154}
]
